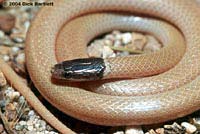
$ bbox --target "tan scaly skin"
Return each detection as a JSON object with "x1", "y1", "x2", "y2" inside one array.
[{"x1": 0, "y1": 0, "x2": 200, "y2": 133}]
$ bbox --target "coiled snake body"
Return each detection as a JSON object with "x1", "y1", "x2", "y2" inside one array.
[{"x1": 1, "y1": 0, "x2": 200, "y2": 133}]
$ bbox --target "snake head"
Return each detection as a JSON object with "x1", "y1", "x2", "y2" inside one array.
[{"x1": 51, "y1": 58, "x2": 106, "y2": 81}]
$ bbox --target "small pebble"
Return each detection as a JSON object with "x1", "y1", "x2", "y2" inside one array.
[
  {"x1": 10, "y1": 91, "x2": 20, "y2": 101},
  {"x1": 0, "y1": 46, "x2": 11, "y2": 55},
  {"x1": 12, "y1": 37, "x2": 24, "y2": 43},
  {"x1": 112, "y1": 30, "x2": 121, "y2": 35},
  {"x1": 3, "y1": 55, "x2": 10, "y2": 62},
  {"x1": 1, "y1": 36, "x2": 14, "y2": 46},
  {"x1": 0, "y1": 124, "x2": 4, "y2": 133},
  {"x1": 132, "y1": 33, "x2": 147, "y2": 50},
  {"x1": 87, "y1": 42, "x2": 104, "y2": 57},
  {"x1": 104, "y1": 39, "x2": 113, "y2": 46},
  {"x1": 5, "y1": 103, "x2": 16, "y2": 111},
  {"x1": 105, "y1": 34, "x2": 115, "y2": 41},
  {"x1": 125, "y1": 126, "x2": 144, "y2": 134},
  {"x1": 11, "y1": 46, "x2": 20, "y2": 54},
  {"x1": 0, "y1": 71, "x2": 7, "y2": 87},
  {"x1": 28, "y1": 110, "x2": 35, "y2": 117},
  {"x1": 102, "y1": 46, "x2": 115, "y2": 58},
  {"x1": 15, "y1": 53, "x2": 25, "y2": 65},
  {"x1": 26, "y1": 131, "x2": 36, "y2": 134},
  {"x1": 114, "y1": 40, "x2": 122, "y2": 47},
  {"x1": 35, "y1": 123, "x2": 40, "y2": 129},
  {"x1": 33, "y1": 118, "x2": 39, "y2": 124},
  {"x1": 113, "y1": 131, "x2": 124, "y2": 134},
  {"x1": 147, "y1": 129, "x2": 157, "y2": 134},
  {"x1": 122, "y1": 33, "x2": 132, "y2": 44},
  {"x1": 27, "y1": 120, "x2": 33, "y2": 126},
  {"x1": 49, "y1": 131, "x2": 58, "y2": 134},
  {"x1": 0, "y1": 30, "x2": 5, "y2": 38},
  {"x1": 19, "y1": 121, "x2": 27, "y2": 126},
  {"x1": 24, "y1": 21, "x2": 30, "y2": 31},
  {"x1": 121, "y1": 51, "x2": 130, "y2": 57},
  {"x1": 18, "y1": 96, "x2": 25, "y2": 104},
  {"x1": 181, "y1": 122, "x2": 197, "y2": 134},
  {"x1": 0, "y1": 13, "x2": 15, "y2": 32},
  {"x1": 115, "y1": 34, "x2": 122, "y2": 40},
  {"x1": 155, "y1": 128, "x2": 164, "y2": 134},
  {"x1": 144, "y1": 35, "x2": 161, "y2": 52},
  {"x1": 40, "y1": 120, "x2": 47, "y2": 127},
  {"x1": 27, "y1": 125, "x2": 34, "y2": 131},
  {"x1": 15, "y1": 124, "x2": 24, "y2": 131},
  {"x1": 125, "y1": 43, "x2": 137, "y2": 51}
]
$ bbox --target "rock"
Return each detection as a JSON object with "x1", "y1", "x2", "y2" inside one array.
[
  {"x1": 0, "y1": 13, "x2": 15, "y2": 32},
  {"x1": 27, "y1": 120, "x2": 33, "y2": 126},
  {"x1": 105, "y1": 34, "x2": 115, "y2": 41},
  {"x1": 114, "y1": 40, "x2": 122, "y2": 47},
  {"x1": 39, "y1": 120, "x2": 47, "y2": 127},
  {"x1": 35, "y1": 123, "x2": 40, "y2": 129},
  {"x1": 4, "y1": 87, "x2": 14, "y2": 95},
  {"x1": 18, "y1": 96, "x2": 26, "y2": 104},
  {"x1": 15, "y1": 124, "x2": 24, "y2": 131},
  {"x1": 121, "y1": 51, "x2": 130, "y2": 57},
  {"x1": 181, "y1": 122, "x2": 197, "y2": 134},
  {"x1": 0, "y1": 30, "x2": 5, "y2": 38},
  {"x1": 27, "y1": 125, "x2": 34, "y2": 131},
  {"x1": 0, "y1": 124, "x2": 4, "y2": 133},
  {"x1": 46, "y1": 125, "x2": 54, "y2": 131},
  {"x1": 11, "y1": 47, "x2": 20, "y2": 54},
  {"x1": 15, "y1": 53, "x2": 25, "y2": 65},
  {"x1": 125, "y1": 43, "x2": 137, "y2": 51},
  {"x1": 44, "y1": 130, "x2": 49, "y2": 134},
  {"x1": 5, "y1": 103, "x2": 16, "y2": 111},
  {"x1": 87, "y1": 41, "x2": 104, "y2": 57},
  {"x1": 193, "y1": 117, "x2": 200, "y2": 124},
  {"x1": 164, "y1": 122, "x2": 186, "y2": 134},
  {"x1": 19, "y1": 121, "x2": 26, "y2": 126},
  {"x1": 10, "y1": 91, "x2": 20, "y2": 101},
  {"x1": 122, "y1": 33, "x2": 132, "y2": 44},
  {"x1": 144, "y1": 35, "x2": 162, "y2": 52},
  {"x1": 125, "y1": 126, "x2": 144, "y2": 134},
  {"x1": 132, "y1": 33, "x2": 147, "y2": 50},
  {"x1": 0, "y1": 46, "x2": 11, "y2": 55},
  {"x1": 104, "y1": 39, "x2": 113, "y2": 46},
  {"x1": 155, "y1": 128, "x2": 164, "y2": 134},
  {"x1": 113, "y1": 131, "x2": 124, "y2": 134},
  {"x1": 24, "y1": 21, "x2": 30, "y2": 32},
  {"x1": 33, "y1": 118, "x2": 39, "y2": 124},
  {"x1": 12, "y1": 36, "x2": 24, "y2": 43},
  {"x1": 49, "y1": 131, "x2": 58, "y2": 134},
  {"x1": 112, "y1": 30, "x2": 121, "y2": 36},
  {"x1": 5, "y1": 89, "x2": 20, "y2": 101},
  {"x1": 0, "y1": 35, "x2": 14, "y2": 46},
  {"x1": 13, "y1": 52, "x2": 26, "y2": 74},
  {"x1": 102, "y1": 46, "x2": 115, "y2": 58},
  {"x1": 0, "y1": 71, "x2": 7, "y2": 87},
  {"x1": 3, "y1": 55, "x2": 10, "y2": 62},
  {"x1": 147, "y1": 129, "x2": 157, "y2": 134},
  {"x1": 115, "y1": 33, "x2": 122, "y2": 40},
  {"x1": 28, "y1": 110, "x2": 35, "y2": 117},
  {"x1": 26, "y1": 131, "x2": 37, "y2": 134}
]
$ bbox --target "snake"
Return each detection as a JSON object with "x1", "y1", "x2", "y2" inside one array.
[{"x1": 0, "y1": 0, "x2": 200, "y2": 133}]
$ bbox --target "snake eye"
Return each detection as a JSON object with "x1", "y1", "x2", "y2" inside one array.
[
  {"x1": 63, "y1": 70, "x2": 73, "y2": 79},
  {"x1": 51, "y1": 63, "x2": 66, "y2": 80}
]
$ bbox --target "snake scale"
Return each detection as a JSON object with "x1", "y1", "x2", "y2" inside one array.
[{"x1": 0, "y1": 0, "x2": 200, "y2": 133}]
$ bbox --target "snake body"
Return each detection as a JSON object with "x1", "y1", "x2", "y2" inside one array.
[
  {"x1": 0, "y1": 0, "x2": 199, "y2": 133},
  {"x1": 54, "y1": 13, "x2": 185, "y2": 96}
]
